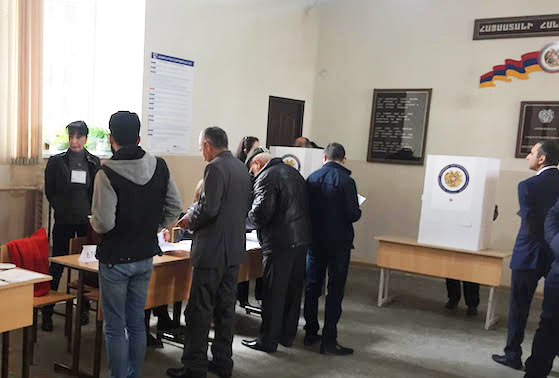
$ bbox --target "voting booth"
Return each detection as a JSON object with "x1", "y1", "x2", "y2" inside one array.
[
  {"x1": 268, "y1": 146, "x2": 324, "y2": 179},
  {"x1": 417, "y1": 155, "x2": 501, "y2": 251}
]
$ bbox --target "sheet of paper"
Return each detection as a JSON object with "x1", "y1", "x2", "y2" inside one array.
[
  {"x1": 160, "y1": 242, "x2": 189, "y2": 253},
  {"x1": 0, "y1": 280, "x2": 8, "y2": 286},
  {"x1": 71, "y1": 170, "x2": 87, "y2": 184},
  {"x1": 358, "y1": 194, "x2": 366, "y2": 206},
  {"x1": 79, "y1": 245, "x2": 98, "y2": 263},
  {"x1": 0, "y1": 268, "x2": 47, "y2": 283}
]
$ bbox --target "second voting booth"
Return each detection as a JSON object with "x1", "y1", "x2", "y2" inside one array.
[{"x1": 418, "y1": 155, "x2": 501, "y2": 251}]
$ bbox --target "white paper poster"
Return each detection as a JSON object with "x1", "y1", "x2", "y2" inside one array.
[{"x1": 147, "y1": 53, "x2": 194, "y2": 154}]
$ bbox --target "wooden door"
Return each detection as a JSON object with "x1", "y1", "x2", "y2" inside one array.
[{"x1": 266, "y1": 96, "x2": 304, "y2": 147}]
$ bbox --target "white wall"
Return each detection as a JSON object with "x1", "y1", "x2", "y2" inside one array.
[
  {"x1": 142, "y1": 0, "x2": 320, "y2": 156},
  {"x1": 310, "y1": 0, "x2": 559, "y2": 288}
]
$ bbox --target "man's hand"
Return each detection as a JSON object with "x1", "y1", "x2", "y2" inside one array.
[
  {"x1": 177, "y1": 209, "x2": 193, "y2": 230},
  {"x1": 162, "y1": 228, "x2": 171, "y2": 242}
]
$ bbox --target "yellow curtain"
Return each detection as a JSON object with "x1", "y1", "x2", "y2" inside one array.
[{"x1": 14, "y1": 0, "x2": 43, "y2": 165}]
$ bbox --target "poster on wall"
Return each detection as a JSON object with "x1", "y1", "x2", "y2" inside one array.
[
  {"x1": 473, "y1": 14, "x2": 559, "y2": 40},
  {"x1": 516, "y1": 102, "x2": 559, "y2": 158},
  {"x1": 147, "y1": 53, "x2": 194, "y2": 154},
  {"x1": 366, "y1": 89, "x2": 432, "y2": 165}
]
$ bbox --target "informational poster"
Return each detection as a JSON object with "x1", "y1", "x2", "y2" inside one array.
[
  {"x1": 367, "y1": 89, "x2": 432, "y2": 165},
  {"x1": 147, "y1": 53, "x2": 194, "y2": 154}
]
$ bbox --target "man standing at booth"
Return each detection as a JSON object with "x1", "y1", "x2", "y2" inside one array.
[
  {"x1": 167, "y1": 127, "x2": 251, "y2": 378},
  {"x1": 492, "y1": 141, "x2": 559, "y2": 370},
  {"x1": 241, "y1": 152, "x2": 311, "y2": 353},
  {"x1": 304, "y1": 142, "x2": 361, "y2": 355},
  {"x1": 91, "y1": 111, "x2": 182, "y2": 378}
]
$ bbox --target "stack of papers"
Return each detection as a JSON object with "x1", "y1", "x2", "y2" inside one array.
[{"x1": 0, "y1": 268, "x2": 47, "y2": 283}]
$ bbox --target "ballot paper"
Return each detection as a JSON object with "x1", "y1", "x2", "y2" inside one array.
[
  {"x1": 79, "y1": 245, "x2": 98, "y2": 263},
  {"x1": 358, "y1": 194, "x2": 366, "y2": 206},
  {"x1": 158, "y1": 231, "x2": 190, "y2": 252},
  {"x1": 0, "y1": 268, "x2": 47, "y2": 283}
]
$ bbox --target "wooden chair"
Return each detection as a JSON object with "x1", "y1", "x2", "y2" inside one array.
[{"x1": 0, "y1": 244, "x2": 75, "y2": 363}]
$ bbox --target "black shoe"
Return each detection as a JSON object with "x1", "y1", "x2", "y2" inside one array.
[
  {"x1": 320, "y1": 342, "x2": 354, "y2": 356},
  {"x1": 42, "y1": 315, "x2": 53, "y2": 332},
  {"x1": 80, "y1": 311, "x2": 89, "y2": 326},
  {"x1": 491, "y1": 354, "x2": 523, "y2": 370},
  {"x1": 147, "y1": 333, "x2": 163, "y2": 348},
  {"x1": 238, "y1": 300, "x2": 249, "y2": 309},
  {"x1": 466, "y1": 307, "x2": 478, "y2": 316},
  {"x1": 303, "y1": 334, "x2": 321, "y2": 346},
  {"x1": 208, "y1": 361, "x2": 232, "y2": 378},
  {"x1": 241, "y1": 339, "x2": 276, "y2": 353},
  {"x1": 445, "y1": 301, "x2": 458, "y2": 310}
]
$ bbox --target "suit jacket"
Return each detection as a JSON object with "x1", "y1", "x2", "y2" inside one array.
[
  {"x1": 188, "y1": 151, "x2": 252, "y2": 268},
  {"x1": 511, "y1": 168, "x2": 559, "y2": 271}
]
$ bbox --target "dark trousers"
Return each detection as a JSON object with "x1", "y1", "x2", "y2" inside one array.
[
  {"x1": 446, "y1": 279, "x2": 480, "y2": 308},
  {"x1": 43, "y1": 223, "x2": 89, "y2": 317},
  {"x1": 259, "y1": 246, "x2": 306, "y2": 348},
  {"x1": 505, "y1": 269, "x2": 545, "y2": 361},
  {"x1": 524, "y1": 285, "x2": 559, "y2": 378},
  {"x1": 304, "y1": 245, "x2": 351, "y2": 344},
  {"x1": 181, "y1": 265, "x2": 238, "y2": 378},
  {"x1": 237, "y1": 277, "x2": 263, "y2": 304}
]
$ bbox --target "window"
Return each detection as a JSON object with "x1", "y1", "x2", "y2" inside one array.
[{"x1": 42, "y1": 0, "x2": 145, "y2": 156}]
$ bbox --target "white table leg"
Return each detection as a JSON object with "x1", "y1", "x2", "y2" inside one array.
[{"x1": 484, "y1": 286, "x2": 499, "y2": 330}]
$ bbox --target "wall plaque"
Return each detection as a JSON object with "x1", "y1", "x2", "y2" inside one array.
[
  {"x1": 474, "y1": 14, "x2": 559, "y2": 40},
  {"x1": 367, "y1": 89, "x2": 432, "y2": 165},
  {"x1": 516, "y1": 101, "x2": 559, "y2": 158}
]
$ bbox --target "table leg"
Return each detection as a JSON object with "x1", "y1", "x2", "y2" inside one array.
[
  {"x1": 54, "y1": 270, "x2": 87, "y2": 376},
  {"x1": 377, "y1": 268, "x2": 393, "y2": 307},
  {"x1": 485, "y1": 286, "x2": 499, "y2": 330},
  {"x1": 22, "y1": 326, "x2": 31, "y2": 378},
  {"x1": 2, "y1": 332, "x2": 9, "y2": 378}
]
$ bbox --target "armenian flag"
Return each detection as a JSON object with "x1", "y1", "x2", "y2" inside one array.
[{"x1": 479, "y1": 52, "x2": 543, "y2": 88}]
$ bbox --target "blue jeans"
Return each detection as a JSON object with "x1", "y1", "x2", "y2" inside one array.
[{"x1": 99, "y1": 259, "x2": 153, "y2": 378}]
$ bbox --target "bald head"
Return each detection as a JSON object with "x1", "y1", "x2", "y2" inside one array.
[{"x1": 249, "y1": 152, "x2": 272, "y2": 175}]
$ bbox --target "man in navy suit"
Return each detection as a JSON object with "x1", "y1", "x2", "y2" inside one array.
[
  {"x1": 524, "y1": 196, "x2": 559, "y2": 377},
  {"x1": 492, "y1": 141, "x2": 559, "y2": 370}
]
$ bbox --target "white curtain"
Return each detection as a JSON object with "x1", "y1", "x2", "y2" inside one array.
[{"x1": 0, "y1": 0, "x2": 18, "y2": 164}]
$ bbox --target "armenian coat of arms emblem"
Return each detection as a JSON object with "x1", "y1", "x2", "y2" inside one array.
[{"x1": 438, "y1": 164, "x2": 470, "y2": 194}]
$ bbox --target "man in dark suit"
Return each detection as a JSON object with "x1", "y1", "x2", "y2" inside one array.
[
  {"x1": 524, "y1": 196, "x2": 559, "y2": 377},
  {"x1": 167, "y1": 127, "x2": 252, "y2": 378},
  {"x1": 492, "y1": 141, "x2": 559, "y2": 370},
  {"x1": 304, "y1": 142, "x2": 361, "y2": 355}
]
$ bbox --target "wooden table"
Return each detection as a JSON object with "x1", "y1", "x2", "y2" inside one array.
[
  {"x1": 0, "y1": 269, "x2": 51, "y2": 378},
  {"x1": 51, "y1": 246, "x2": 263, "y2": 378},
  {"x1": 375, "y1": 236, "x2": 512, "y2": 330}
]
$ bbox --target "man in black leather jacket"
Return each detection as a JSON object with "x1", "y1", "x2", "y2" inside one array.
[{"x1": 241, "y1": 153, "x2": 311, "y2": 353}]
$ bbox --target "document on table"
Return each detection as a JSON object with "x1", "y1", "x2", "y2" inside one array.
[
  {"x1": 358, "y1": 194, "x2": 366, "y2": 206},
  {"x1": 0, "y1": 268, "x2": 47, "y2": 283}
]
